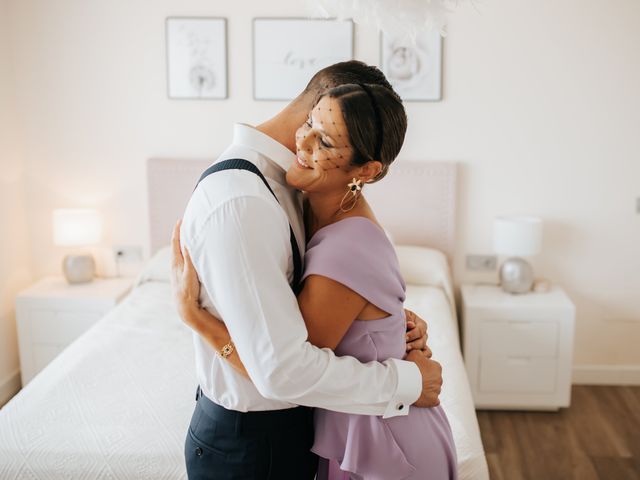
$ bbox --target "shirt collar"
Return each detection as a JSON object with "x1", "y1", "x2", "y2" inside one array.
[{"x1": 233, "y1": 123, "x2": 295, "y2": 173}]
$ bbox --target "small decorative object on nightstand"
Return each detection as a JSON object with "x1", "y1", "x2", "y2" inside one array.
[
  {"x1": 461, "y1": 284, "x2": 575, "y2": 411},
  {"x1": 16, "y1": 276, "x2": 132, "y2": 385},
  {"x1": 53, "y1": 209, "x2": 103, "y2": 284},
  {"x1": 493, "y1": 215, "x2": 543, "y2": 294}
]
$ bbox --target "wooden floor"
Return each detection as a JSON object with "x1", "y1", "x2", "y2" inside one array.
[{"x1": 477, "y1": 385, "x2": 640, "y2": 480}]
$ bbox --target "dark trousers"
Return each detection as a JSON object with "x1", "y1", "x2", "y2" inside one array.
[{"x1": 185, "y1": 389, "x2": 318, "y2": 479}]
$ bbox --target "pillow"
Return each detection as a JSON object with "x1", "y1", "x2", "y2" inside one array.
[
  {"x1": 394, "y1": 245, "x2": 456, "y2": 315},
  {"x1": 395, "y1": 245, "x2": 448, "y2": 286},
  {"x1": 135, "y1": 243, "x2": 455, "y2": 306},
  {"x1": 135, "y1": 246, "x2": 172, "y2": 285}
]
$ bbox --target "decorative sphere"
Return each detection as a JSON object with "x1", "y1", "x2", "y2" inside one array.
[
  {"x1": 499, "y1": 257, "x2": 534, "y2": 294},
  {"x1": 63, "y1": 254, "x2": 96, "y2": 284}
]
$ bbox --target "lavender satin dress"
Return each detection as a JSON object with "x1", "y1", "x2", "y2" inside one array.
[{"x1": 303, "y1": 217, "x2": 458, "y2": 480}]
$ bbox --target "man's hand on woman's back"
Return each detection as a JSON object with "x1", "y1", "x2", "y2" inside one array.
[{"x1": 407, "y1": 349, "x2": 443, "y2": 408}]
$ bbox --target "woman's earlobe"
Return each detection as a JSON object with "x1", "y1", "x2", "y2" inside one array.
[
  {"x1": 359, "y1": 161, "x2": 382, "y2": 183},
  {"x1": 362, "y1": 174, "x2": 377, "y2": 184}
]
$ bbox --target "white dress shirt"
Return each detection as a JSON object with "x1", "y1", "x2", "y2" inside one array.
[{"x1": 181, "y1": 123, "x2": 421, "y2": 418}]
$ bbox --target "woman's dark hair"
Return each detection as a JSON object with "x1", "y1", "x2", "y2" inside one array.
[{"x1": 320, "y1": 83, "x2": 407, "y2": 183}]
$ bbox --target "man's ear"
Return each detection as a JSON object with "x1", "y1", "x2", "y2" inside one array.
[{"x1": 358, "y1": 161, "x2": 383, "y2": 183}]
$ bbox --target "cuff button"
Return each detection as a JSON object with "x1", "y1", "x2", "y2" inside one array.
[{"x1": 397, "y1": 403, "x2": 404, "y2": 411}]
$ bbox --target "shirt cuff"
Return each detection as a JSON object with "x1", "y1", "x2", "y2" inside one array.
[{"x1": 381, "y1": 358, "x2": 422, "y2": 419}]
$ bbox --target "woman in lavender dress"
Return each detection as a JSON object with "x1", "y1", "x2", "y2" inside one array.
[{"x1": 173, "y1": 83, "x2": 457, "y2": 480}]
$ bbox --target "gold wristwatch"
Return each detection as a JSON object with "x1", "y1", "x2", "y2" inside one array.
[{"x1": 217, "y1": 341, "x2": 235, "y2": 359}]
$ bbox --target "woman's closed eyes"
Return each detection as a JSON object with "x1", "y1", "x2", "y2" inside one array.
[{"x1": 305, "y1": 119, "x2": 335, "y2": 150}]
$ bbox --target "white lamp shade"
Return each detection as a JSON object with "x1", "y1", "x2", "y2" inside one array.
[
  {"x1": 53, "y1": 209, "x2": 102, "y2": 246},
  {"x1": 493, "y1": 216, "x2": 542, "y2": 257}
]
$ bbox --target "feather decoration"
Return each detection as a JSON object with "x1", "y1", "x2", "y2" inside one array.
[{"x1": 306, "y1": 0, "x2": 472, "y2": 39}]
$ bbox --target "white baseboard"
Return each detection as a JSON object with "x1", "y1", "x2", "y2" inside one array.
[
  {"x1": 0, "y1": 369, "x2": 21, "y2": 408},
  {"x1": 572, "y1": 364, "x2": 640, "y2": 385}
]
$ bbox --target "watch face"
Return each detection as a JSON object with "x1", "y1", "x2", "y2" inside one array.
[{"x1": 221, "y1": 343, "x2": 234, "y2": 357}]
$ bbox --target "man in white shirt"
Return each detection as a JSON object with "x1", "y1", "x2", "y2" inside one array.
[{"x1": 179, "y1": 61, "x2": 443, "y2": 479}]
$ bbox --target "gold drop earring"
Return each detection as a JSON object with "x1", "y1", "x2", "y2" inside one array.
[{"x1": 340, "y1": 178, "x2": 363, "y2": 213}]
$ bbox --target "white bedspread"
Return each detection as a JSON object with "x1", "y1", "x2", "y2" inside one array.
[
  {"x1": 0, "y1": 279, "x2": 488, "y2": 479},
  {"x1": 0, "y1": 282, "x2": 196, "y2": 479},
  {"x1": 404, "y1": 285, "x2": 489, "y2": 480}
]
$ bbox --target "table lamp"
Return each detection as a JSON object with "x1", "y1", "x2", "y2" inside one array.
[
  {"x1": 493, "y1": 216, "x2": 543, "y2": 294},
  {"x1": 53, "y1": 209, "x2": 103, "y2": 284}
]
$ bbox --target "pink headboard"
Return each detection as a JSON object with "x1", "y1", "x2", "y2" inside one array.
[
  {"x1": 147, "y1": 158, "x2": 457, "y2": 261},
  {"x1": 366, "y1": 161, "x2": 457, "y2": 261}
]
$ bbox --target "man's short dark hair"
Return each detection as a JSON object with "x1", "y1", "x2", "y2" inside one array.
[{"x1": 302, "y1": 60, "x2": 395, "y2": 103}]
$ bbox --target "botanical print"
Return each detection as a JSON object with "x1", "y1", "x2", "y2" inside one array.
[{"x1": 166, "y1": 18, "x2": 227, "y2": 99}]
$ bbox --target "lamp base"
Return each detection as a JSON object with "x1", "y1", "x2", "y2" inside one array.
[
  {"x1": 499, "y1": 257, "x2": 534, "y2": 294},
  {"x1": 62, "y1": 254, "x2": 96, "y2": 284}
]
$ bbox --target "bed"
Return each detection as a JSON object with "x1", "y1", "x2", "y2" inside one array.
[{"x1": 0, "y1": 159, "x2": 489, "y2": 480}]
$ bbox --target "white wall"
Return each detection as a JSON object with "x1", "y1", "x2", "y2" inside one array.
[
  {"x1": 5, "y1": 0, "x2": 640, "y2": 374},
  {"x1": 442, "y1": 1, "x2": 640, "y2": 370},
  {"x1": 0, "y1": 0, "x2": 31, "y2": 404}
]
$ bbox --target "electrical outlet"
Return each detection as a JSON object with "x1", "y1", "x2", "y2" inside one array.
[
  {"x1": 112, "y1": 245, "x2": 144, "y2": 277},
  {"x1": 113, "y1": 245, "x2": 143, "y2": 263},
  {"x1": 466, "y1": 254, "x2": 497, "y2": 271}
]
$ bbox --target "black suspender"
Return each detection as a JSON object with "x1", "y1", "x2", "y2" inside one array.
[{"x1": 195, "y1": 159, "x2": 303, "y2": 294}]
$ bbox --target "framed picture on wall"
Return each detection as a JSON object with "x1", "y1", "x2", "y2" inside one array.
[
  {"x1": 166, "y1": 17, "x2": 227, "y2": 99},
  {"x1": 380, "y1": 31, "x2": 443, "y2": 101},
  {"x1": 253, "y1": 18, "x2": 354, "y2": 100}
]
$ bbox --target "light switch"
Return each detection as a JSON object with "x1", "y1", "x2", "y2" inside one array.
[{"x1": 466, "y1": 255, "x2": 497, "y2": 271}]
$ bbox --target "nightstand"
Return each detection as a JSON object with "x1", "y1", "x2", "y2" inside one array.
[
  {"x1": 461, "y1": 284, "x2": 575, "y2": 411},
  {"x1": 16, "y1": 276, "x2": 133, "y2": 385}
]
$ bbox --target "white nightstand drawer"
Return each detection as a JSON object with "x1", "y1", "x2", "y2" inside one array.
[
  {"x1": 479, "y1": 356, "x2": 557, "y2": 393},
  {"x1": 480, "y1": 320, "x2": 558, "y2": 357},
  {"x1": 29, "y1": 309, "x2": 105, "y2": 344},
  {"x1": 16, "y1": 276, "x2": 133, "y2": 386}
]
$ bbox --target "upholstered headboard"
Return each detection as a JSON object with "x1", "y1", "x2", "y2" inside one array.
[{"x1": 147, "y1": 158, "x2": 457, "y2": 261}]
